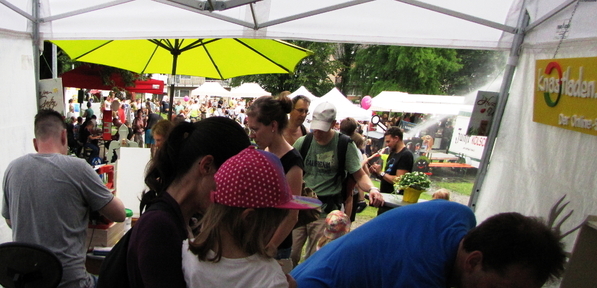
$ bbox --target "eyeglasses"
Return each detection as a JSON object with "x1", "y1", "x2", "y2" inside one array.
[{"x1": 294, "y1": 108, "x2": 309, "y2": 115}]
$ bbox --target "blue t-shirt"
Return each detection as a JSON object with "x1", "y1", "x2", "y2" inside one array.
[{"x1": 290, "y1": 200, "x2": 476, "y2": 288}]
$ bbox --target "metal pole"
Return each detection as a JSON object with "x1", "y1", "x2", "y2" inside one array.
[
  {"x1": 168, "y1": 52, "x2": 179, "y2": 121},
  {"x1": 33, "y1": 0, "x2": 41, "y2": 111},
  {"x1": 52, "y1": 43, "x2": 58, "y2": 78},
  {"x1": 468, "y1": 5, "x2": 530, "y2": 211}
]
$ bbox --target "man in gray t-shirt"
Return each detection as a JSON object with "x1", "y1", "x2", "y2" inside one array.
[{"x1": 2, "y1": 109, "x2": 125, "y2": 288}]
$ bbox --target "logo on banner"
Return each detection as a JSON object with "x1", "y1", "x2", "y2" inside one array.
[{"x1": 534, "y1": 57, "x2": 597, "y2": 136}]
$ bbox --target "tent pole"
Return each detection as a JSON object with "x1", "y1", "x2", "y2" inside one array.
[
  {"x1": 467, "y1": 5, "x2": 530, "y2": 212},
  {"x1": 33, "y1": 0, "x2": 40, "y2": 111},
  {"x1": 168, "y1": 53, "x2": 179, "y2": 121}
]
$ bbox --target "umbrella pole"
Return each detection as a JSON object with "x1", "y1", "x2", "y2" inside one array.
[{"x1": 168, "y1": 52, "x2": 179, "y2": 121}]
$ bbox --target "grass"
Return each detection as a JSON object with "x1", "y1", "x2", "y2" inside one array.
[{"x1": 431, "y1": 181, "x2": 473, "y2": 196}]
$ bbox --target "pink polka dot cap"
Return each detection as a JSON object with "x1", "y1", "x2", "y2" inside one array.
[{"x1": 211, "y1": 146, "x2": 322, "y2": 210}]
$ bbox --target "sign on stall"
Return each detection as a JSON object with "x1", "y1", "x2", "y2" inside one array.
[
  {"x1": 467, "y1": 91, "x2": 498, "y2": 136},
  {"x1": 534, "y1": 57, "x2": 597, "y2": 136},
  {"x1": 449, "y1": 112, "x2": 486, "y2": 168},
  {"x1": 39, "y1": 78, "x2": 65, "y2": 114}
]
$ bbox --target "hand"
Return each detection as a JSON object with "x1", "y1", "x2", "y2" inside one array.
[
  {"x1": 286, "y1": 274, "x2": 297, "y2": 288},
  {"x1": 368, "y1": 190, "x2": 385, "y2": 207},
  {"x1": 368, "y1": 164, "x2": 380, "y2": 175}
]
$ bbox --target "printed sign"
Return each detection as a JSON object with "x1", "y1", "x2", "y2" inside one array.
[
  {"x1": 467, "y1": 91, "x2": 499, "y2": 136},
  {"x1": 39, "y1": 78, "x2": 64, "y2": 114},
  {"x1": 534, "y1": 57, "x2": 597, "y2": 136},
  {"x1": 449, "y1": 113, "x2": 486, "y2": 168}
]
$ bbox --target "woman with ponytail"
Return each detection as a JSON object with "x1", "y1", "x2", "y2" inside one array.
[
  {"x1": 246, "y1": 95, "x2": 303, "y2": 268},
  {"x1": 127, "y1": 117, "x2": 251, "y2": 288}
]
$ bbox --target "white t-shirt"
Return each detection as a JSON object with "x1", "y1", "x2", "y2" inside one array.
[{"x1": 181, "y1": 241, "x2": 288, "y2": 288}]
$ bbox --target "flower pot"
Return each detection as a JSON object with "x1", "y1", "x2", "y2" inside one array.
[{"x1": 403, "y1": 187, "x2": 424, "y2": 203}]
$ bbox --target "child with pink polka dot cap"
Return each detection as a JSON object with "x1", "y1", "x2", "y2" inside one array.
[{"x1": 182, "y1": 146, "x2": 322, "y2": 288}]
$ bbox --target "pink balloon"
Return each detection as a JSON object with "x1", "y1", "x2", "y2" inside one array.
[
  {"x1": 361, "y1": 95, "x2": 372, "y2": 109},
  {"x1": 183, "y1": 96, "x2": 190, "y2": 102}
]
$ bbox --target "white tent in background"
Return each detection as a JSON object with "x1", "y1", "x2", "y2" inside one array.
[
  {"x1": 310, "y1": 88, "x2": 371, "y2": 122},
  {"x1": 191, "y1": 82, "x2": 230, "y2": 97},
  {"x1": 289, "y1": 86, "x2": 318, "y2": 102},
  {"x1": 370, "y1": 91, "x2": 469, "y2": 115},
  {"x1": 230, "y1": 83, "x2": 271, "y2": 98}
]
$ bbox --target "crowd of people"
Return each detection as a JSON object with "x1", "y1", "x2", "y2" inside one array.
[{"x1": 1, "y1": 91, "x2": 569, "y2": 288}]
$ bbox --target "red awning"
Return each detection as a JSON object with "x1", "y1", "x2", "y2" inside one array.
[{"x1": 60, "y1": 65, "x2": 164, "y2": 94}]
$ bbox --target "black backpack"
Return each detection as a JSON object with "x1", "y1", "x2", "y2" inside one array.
[
  {"x1": 299, "y1": 133, "x2": 356, "y2": 213},
  {"x1": 97, "y1": 201, "x2": 171, "y2": 288}
]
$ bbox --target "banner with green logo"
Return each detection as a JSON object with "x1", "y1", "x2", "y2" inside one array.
[{"x1": 534, "y1": 57, "x2": 597, "y2": 136}]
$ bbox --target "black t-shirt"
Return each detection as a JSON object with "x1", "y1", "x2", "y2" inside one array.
[
  {"x1": 380, "y1": 147, "x2": 414, "y2": 193},
  {"x1": 278, "y1": 148, "x2": 304, "y2": 250}
]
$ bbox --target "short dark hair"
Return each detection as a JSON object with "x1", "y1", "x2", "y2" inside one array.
[
  {"x1": 340, "y1": 117, "x2": 358, "y2": 136},
  {"x1": 34, "y1": 109, "x2": 66, "y2": 140},
  {"x1": 462, "y1": 212, "x2": 566, "y2": 285},
  {"x1": 384, "y1": 126, "x2": 403, "y2": 140},
  {"x1": 292, "y1": 95, "x2": 311, "y2": 107}
]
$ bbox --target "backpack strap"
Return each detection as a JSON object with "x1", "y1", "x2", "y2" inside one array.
[
  {"x1": 300, "y1": 124, "x2": 307, "y2": 136},
  {"x1": 336, "y1": 133, "x2": 352, "y2": 178},
  {"x1": 299, "y1": 133, "x2": 314, "y2": 161}
]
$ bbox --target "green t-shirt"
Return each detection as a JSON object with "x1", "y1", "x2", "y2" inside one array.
[{"x1": 293, "y1": 132, "x2": 362, "y2": 197}]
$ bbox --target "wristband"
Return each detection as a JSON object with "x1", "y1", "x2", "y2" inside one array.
[{"x1": 369, "y1": 187, "x2": 379, "y2": 193}]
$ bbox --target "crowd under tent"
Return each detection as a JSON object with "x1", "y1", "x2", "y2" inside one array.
[{"x1": 2, "y1": 1, "x2": 597, "y2": 273}]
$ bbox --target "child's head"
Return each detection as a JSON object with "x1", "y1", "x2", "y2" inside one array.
[
  {"x1": 191, "y1": 147, "x2": 321, "y2": 261},
  {"x1": 432, "y1": 188, "x2": 450, "y2": 200},
  {"x1": 317, "y1": 210, "x2": 351, "y2": 250}
]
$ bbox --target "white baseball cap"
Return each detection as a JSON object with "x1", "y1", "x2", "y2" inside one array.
[{"x1": 310, "y1": 102, "x2": 337, "y2": 131}]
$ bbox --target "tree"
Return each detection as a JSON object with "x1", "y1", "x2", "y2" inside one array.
[
  {"x1": 348, "y1": 46, "x2": 463, "y2": 96},
  {"x1": 334, "y1": 43, "x2": 362, "y2": 95},
  {"x1": 230, "y1": 41, "x2": 341, "y2": 96},
  {"x1": 445, "y1": 49, "x2": 506, "y2": 95}
]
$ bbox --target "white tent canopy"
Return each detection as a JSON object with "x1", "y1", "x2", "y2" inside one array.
[
  {"x1": 371, "y1": 91, "x2": 469, "y2": 115},
  {"x1": 2, "y1": 0, "x2": 597, "y2": 257},
  {"x1": 289, "y1": 86, "x2": 318, "y2": 102},
  {"x1": 191, "y1": 81, "x2": 230, "y2": 97},
  {"x1": 229, "y1": 83, "x2": 271, "y2": 98},
  {"x1": 310, "y1": 87, "x2": 371, "y2": 122}
]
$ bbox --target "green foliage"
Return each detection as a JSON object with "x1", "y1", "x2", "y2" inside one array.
[
  {"x1": 230, "y1": 41, "x2": 341, "y2": 96},
  {"x1": 444, "y1": 49, "x2": 507, "y2": 95},
  {"x1": 349, "y1": 46, "x2": 463, "y2": 96}
]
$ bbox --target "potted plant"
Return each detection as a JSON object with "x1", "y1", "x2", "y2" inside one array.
[{"x1": 394, "y1": 171, "x2": 431, "y2": 203}]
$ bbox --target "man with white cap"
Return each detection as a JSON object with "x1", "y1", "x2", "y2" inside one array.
[{"x1": 291, "y1": 102, "x2": 384, "y2": 265}]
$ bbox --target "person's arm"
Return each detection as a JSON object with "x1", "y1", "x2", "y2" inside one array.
[
  {"x1": 99, "y1": 196, "x2": 126, "y2": 222},
  {"x1": 352, "y1": 168, "x2": 384, "y2": 207},
  {"x1": 267, "y1": 165, "x2": 302, "y2": 255}
]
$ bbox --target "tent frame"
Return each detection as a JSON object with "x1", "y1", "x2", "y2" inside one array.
[{"x1": 0, "y1": 0, "x2": 581, "y2": 210}]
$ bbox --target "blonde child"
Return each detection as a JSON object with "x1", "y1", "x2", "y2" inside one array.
[
  {"x1": 181, "y1": 147, "x2": 321, "y2": 288},
  {"x1": 432, "y1": 188, "x2": 450, "y2": 200},
  {"x1": 316, "y1": 210, "x2": 351, "y2": 251}
]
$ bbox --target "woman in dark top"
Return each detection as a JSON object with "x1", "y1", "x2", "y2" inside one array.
[
  {"x1": 246, "y1": 95, "x2": 303, "y2": 262},
  {"x1": 127, "y1": 117, "x2": 250, "y2": 288}
]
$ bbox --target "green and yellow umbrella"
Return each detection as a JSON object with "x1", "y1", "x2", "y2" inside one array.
[{"x1": 52, "y1": 38, "x2": 313, "y2": 119}]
